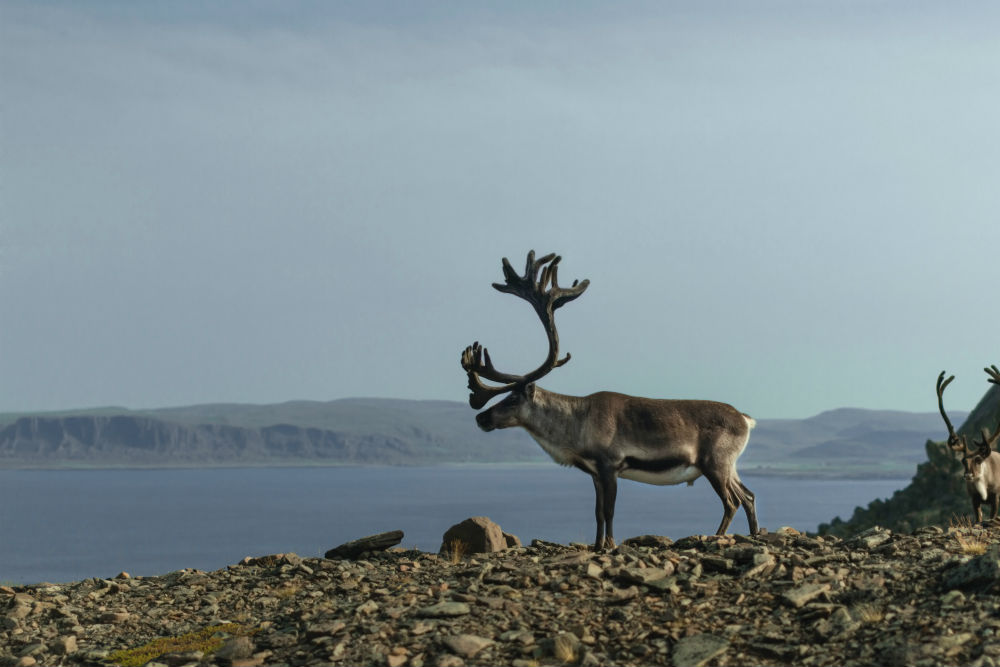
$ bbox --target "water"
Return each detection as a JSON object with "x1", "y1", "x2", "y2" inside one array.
[{"x1": 0, "y1": 466, "x2": 905, "y2": 585}]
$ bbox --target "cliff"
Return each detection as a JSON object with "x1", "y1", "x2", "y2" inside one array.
[
  {"x1": 0, "y1": 403, "x2": 542, "y2": 467},
  {"x1": 819, "y1": 383, "x2": 1000, "y2": 536}
]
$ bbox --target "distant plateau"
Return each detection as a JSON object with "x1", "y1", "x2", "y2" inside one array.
[{"x1": 0, "y1": 399, "x2": 960, "y2": 478}]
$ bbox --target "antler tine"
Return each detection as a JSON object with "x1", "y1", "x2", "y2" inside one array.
[
  {"x1": 936, "y1": 371, "x2": 965, "y2": 451},
  {"x1": 462, "y1": 342, "x2": 521, "y2": 384},
  {"x1": 979, "y1": 425, "x2": 1000, "y2": 452},
  {"x1": 985, "y1": 364, "x2": 1000, "y2": 386},
  {"x1": 462, "y1": 343, "x2": 519, "y2": 410}
]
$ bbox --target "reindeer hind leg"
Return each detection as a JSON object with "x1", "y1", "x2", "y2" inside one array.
[
  {"x1": 736, "y1": 479, "x2": 759, "y2": 535},
  {"x1": 704, "y1": 470, "x2": 739, "y2": 535}
]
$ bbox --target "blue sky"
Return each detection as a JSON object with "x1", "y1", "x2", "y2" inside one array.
[{"x1": 3, "y1": 2, "x2": 1000, "y2": 418}]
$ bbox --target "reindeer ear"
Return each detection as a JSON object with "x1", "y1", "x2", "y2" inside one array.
[{"x1": 525, "y1": 383, "x2": 536, "y2": 400}]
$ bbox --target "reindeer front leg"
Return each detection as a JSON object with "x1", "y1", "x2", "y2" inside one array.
[
  {"x1": 592, "y1": 463, "x2": 618, "y2": 550},
  {"x1": 591, "y1": 474, "x2": 606, "y2": 550},
  {"x1": 972, "y1": 495, "x2": 984, "y2": 524}
]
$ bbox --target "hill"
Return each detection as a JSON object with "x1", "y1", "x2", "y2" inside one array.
[
  {"x1": 0, "y1": 399, "x2": 958, "y2": 475},
  {"x1": 819, "y1": 383, "x2": 1000, "y2": 536},
  {"x1": 741, "y1": 407, "x2": 960, "y2": 478}
]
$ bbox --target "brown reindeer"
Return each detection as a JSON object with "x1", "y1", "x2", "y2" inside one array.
[
  {"x1": 461, "y1": 250, "x2": 758, "y2": 549},
  {"x1": 936, "y1": 368, "x2": 1000, "y2": 523}
]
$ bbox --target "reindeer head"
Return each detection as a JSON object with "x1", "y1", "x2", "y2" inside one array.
[
  {"x1": 461, "y1": 251, "x2": 589, "y2": 430},
  {"x1": 937, "y1": 368, "x2": 1000, "y2": 482}
]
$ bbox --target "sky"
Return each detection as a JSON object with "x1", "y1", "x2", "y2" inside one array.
[{"x1": 2, "y1": 1, "x2": 1000, "y2": 419}]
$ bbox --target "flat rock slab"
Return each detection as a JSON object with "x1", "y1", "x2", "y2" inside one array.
[
  {"x1": 417, "y1": 601, "x2": 471, "y2": 618},
  {"x1": 673, "y1": 633, "x2": 729, "y2": 667},
  {"x1": 324, "y1": 530, "x2": 404, "y2": 559},
  {"x1": 443, "y1": 634, "x2": 493, "y2": 658},
  {"x1": 782, "y1": 582, "x2": 831, "y2": 608}
]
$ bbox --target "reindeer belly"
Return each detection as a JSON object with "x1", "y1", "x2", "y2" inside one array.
[{"x1": 620, "y1": 464, "x2": 702, "y2": 486}]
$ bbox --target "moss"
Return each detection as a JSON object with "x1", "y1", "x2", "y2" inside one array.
[{"x1": 105, "y1": 622, "x2": 257, "y2": 667}]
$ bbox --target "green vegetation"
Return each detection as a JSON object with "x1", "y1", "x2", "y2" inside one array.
[{"x1": 105, "y1": 622, "x2": 257, "y2": 667}]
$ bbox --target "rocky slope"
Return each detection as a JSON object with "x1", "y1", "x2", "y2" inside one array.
[{"x1": 5, "y1": 523, "x2": 1000, "y2": 667}]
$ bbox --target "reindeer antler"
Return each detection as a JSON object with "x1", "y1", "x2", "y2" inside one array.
[
  {"x1": 937, "y1": 371, "x2": 970, "y2": 453},
  {"x1": 462, "y1": 250, "x2": 590, "y2": 409},
  {"x1": 978, "y1": 365, "x2": 1000, "y2": 453}
]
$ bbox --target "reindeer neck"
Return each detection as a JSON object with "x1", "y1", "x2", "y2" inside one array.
[{"x1": 520, "y1": 386, "x2": 588, "y2": 443}]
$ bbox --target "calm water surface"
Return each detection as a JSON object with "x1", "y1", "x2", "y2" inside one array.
[{"x1": 0, "y1": 466, "x2": 906, "y2": 585}]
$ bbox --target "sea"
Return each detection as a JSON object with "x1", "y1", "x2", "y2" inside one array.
[{"x1": 0, "y1": 466, "x2": 908, "y2": 585}]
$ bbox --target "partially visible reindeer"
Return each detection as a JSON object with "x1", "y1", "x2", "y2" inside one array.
[
  {"x1": 461, "y1": 250, "x2": 758, "y2": 550},
  {"x1": 936, "y1": 367, "x2": 1000, "y2": 523}
]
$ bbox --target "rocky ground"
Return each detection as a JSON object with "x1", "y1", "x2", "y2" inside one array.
[{"x1": 6, "y1": 522, "x2": 1000, "y2": 667}]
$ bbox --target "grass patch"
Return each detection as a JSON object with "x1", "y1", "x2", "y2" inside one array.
[
  {"x1": 273, "y1": 583, "x2": 301, "y2": 599},
  {"x1": 552, "y1": 634, "x2": 578, "y2": 663},
  {"x1": 105, "y1": 622, "x2": 257, "y2": 667},
  {"x1": 443, "y1": 539, "x2": 469, "y2": 565},
  {"x1": 949, "y1": 515, "x2": 990, "y2": 555},
  {"x1": 851, "y1": 603, "x2": 885, "y2": 623}
]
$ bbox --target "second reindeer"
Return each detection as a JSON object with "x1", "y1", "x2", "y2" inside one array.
[
  {"x1": 461, "y1": 250, "x2": 759, "y2": 550},
  {"x1": 936, "y1": 366, "x2": 1000, "y2": 523}
]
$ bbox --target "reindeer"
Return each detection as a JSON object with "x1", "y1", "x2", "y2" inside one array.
[
  {"x1": 461, "y1": 250, "x2": 759, "y2": 550},
  {"x1": 936, "y1": 368, "x2": 1000, "y2": 523}
]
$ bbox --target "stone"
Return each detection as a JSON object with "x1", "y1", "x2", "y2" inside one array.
[
  {"x1": 624, "y1": 534, "x2": 674, "y2": 548},
  {"x1": 325, "y1": 531, "x2": 404, "y2": 559},
  {"x1": 782, "y1": 583, "x2": 831, "y2": 608},
  {"x1": 503, "y1": 532, "x2": 522, "y2": 548},
  {"x1": 440, "y1": 517, "x2": 507, "y2": 555},
  {"x1": 619, "y1": 566, "x2": 669, "y2": 585},
  {"x1": 52, "y1": 635, "x2": 77, "y2": 655},
  {"x1": 160, "y1": 651, "x2": 205, "y2": 666},
  {"x1": 608, "y1": 585, "x2": 640, "y2": 603},
  {"x1": 672, "y1": 633, "x2": 729, "y2": 667},
  {"x1": 417, "y1": 601, "x2": 471, "y2": 618},
  {"x1": 215, "y1": 636, "x2": 254, "y2": 661},
  {"x1": 443, "y1": 634, "x2": 493, "y2": 658},
  {"x1": 356, "y1": 600, "x2": 379, "y2": 615},
  {"x1": 942, "y1": 547, "x2": 1000, "y2": 591},
  {"x1": 98, "y1": 611, "x2": 131, "y2": 624},
  {"x1": 849, "y1": 527, "x2": 892, "y2": 550}
]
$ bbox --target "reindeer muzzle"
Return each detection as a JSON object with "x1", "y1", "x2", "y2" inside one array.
[{"x1": 475, "y1": 411, "x2": 495, "y2": 432}]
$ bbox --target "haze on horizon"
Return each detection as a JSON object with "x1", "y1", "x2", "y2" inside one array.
[{"x1": 3, "y1": 2, "x2": 1000, "y2": 420}]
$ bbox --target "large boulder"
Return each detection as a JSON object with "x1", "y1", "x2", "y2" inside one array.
[{"x1": 440, "y1": 516, "x2": 515, "y2": 555}]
